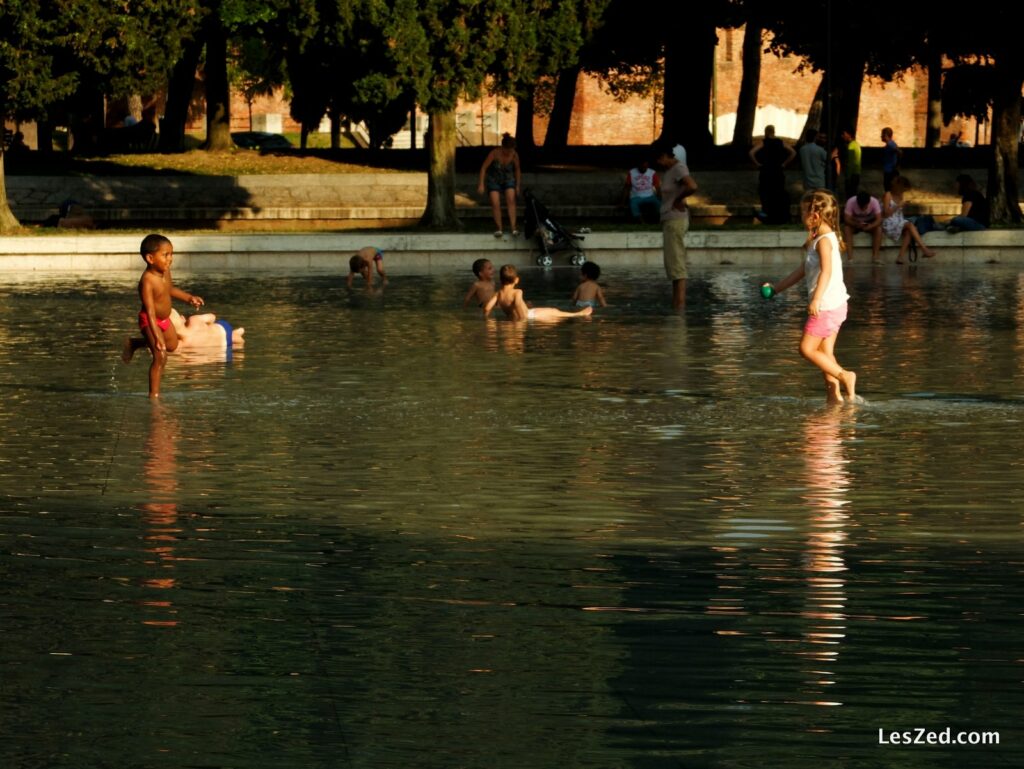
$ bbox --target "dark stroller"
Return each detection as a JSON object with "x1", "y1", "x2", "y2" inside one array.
[{"x1": 523, "y1": 189, "x2": 587, "y2": 267}]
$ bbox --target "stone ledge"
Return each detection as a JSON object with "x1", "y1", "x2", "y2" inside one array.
[{"x1": 1, "y1": 229, "x2": 1020, "y2": 275}]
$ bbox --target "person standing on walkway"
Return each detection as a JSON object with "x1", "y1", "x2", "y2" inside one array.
[
  {"x1": 477, "y1": 133, "x2": 522, "y2": 238},
  {"x1": 653, "y1": 140, "x2": 698, "y2": 313},
  {"x1": 750, "y1": 125, "x2": 796, "y2": 224},
  {"x1": 839, "y1": 127, "x2": 862, "y2": 200},
  {"x1": 880, "y1": 127, "x2": 902, "y2": 191},
  {"x1": 799, "y1": 129, "x2": 828, "y2": 192}
]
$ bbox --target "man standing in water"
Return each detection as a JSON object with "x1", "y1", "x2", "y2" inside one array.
[{"x1": 653, "y1": 140, "x2": 698, "y2": 313}]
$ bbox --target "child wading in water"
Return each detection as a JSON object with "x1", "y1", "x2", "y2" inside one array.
[
  {"x1": 126, "y1": 234, "x2": 204, "y2": 397},
  {"x1": 484, "y1": 264, "x2": 592, "y2": 321},
  {"x1": 463, "y1": 258, "x2": 497, "y2": 308},
  {"x1": 764, "y1": 189, "x2": 858, "y2": 404}
]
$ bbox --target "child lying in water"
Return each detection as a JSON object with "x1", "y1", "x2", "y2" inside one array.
[{"x1": 483, "y1": 264, "x2": 592, "y2": 321}]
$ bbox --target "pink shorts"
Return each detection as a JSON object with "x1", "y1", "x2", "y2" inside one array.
[{"x1": 804, "y1": 302, "x2": 848, "y2": 338}]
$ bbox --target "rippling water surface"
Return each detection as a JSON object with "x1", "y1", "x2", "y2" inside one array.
[{"x1": 2, "y1": 263, "x2": 1022, "y2": 768}]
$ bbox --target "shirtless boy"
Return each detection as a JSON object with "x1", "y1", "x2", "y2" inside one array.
[
  {"x1": 127, "y1": 234, "x2": 204, "y2": 397},
  {"x1": 347, "y1": 246, "x2": 387, "y2": 287},
  {"x1": 463, "y1": 258, "x2": 497, "y2": 308}
]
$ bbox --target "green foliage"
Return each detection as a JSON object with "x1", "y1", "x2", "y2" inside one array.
[
  {"x1": 51, "y1": 0, "x2": 205, "y2": 99},
  {"x1": 382, "y1": 0, "x2": 509, "y2": 113},
  {"x1": 0, "y1": 0, "x2": 76, "y2": 118}
]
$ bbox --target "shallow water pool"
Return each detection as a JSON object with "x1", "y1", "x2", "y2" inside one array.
[{"x1": 2, "y1": 263, "x2": 1023, "y2": 768}]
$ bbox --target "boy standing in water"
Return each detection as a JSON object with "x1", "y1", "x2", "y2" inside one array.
[{"x1": 130, "y1": 234, "x2": 204, "y2": 397}]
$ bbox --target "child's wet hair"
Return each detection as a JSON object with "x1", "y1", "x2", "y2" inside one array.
[
  {"x1": 472, "y1": 258, "x2": 491, "y2": 277},
  {"x1": 140, "y1": 233, "x2": 171, "y2": 259},
  {"x1": 349, "y1": 254, "x2": 365, "y2": 273},
  {"x1": 581, "y1": 261, "x2": 600, "y2": 280},
  {"x1": 499, "y1": 264, "x2": 518, "y2": 285},
  {"x1": 800, "y1": 189, "x2": 846, "y2": 253}
]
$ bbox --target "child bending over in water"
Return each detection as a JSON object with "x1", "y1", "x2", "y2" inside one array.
[
  {"x1": 763, "y1": 189, "x2": 858, "y2": 404},
  {"x1": 347, "y1": 246, "x2": 387, "y2": 287},
  {"x1": 571, "y1": 261, "x2": 608, "y2": 309},
  {"x1": 484, "y1": 264, "x2": 592, "y2": 321},
  {"x1": 463, "y1": 258, "x2": 497, "y2": 308}
]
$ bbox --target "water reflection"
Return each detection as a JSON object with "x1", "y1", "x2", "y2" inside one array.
[
  {"x1": 137, "y1": 404, "x2": 181, "y2": 628},
  {"x1": 3, "y1": 268, "x2": 1024, "y2": 768},
  {"x1": 798, "y1": 406, "x2": 850, "y2": 707}
]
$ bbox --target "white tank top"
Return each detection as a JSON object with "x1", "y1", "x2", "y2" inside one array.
[
  {"x1": 629, "y1": 168, "x2": 656, "y2": 197},
  {"x1": 805, "y1": 231, "x2": 849, "y2": 311}
]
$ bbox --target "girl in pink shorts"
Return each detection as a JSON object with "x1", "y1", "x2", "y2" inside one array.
[{"x1": 763, "y1": 189, "x2": 858, "y2": 404}]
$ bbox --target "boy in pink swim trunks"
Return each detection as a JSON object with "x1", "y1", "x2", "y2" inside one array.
[
  {"x1": 763, "y1": 190, "x2": 858, "y2": 405},
  {"x1": 347, "y1": 246, "x2": 387, "y2": 287},
  {"x1": 128, "y1": 234, "x2": 204, "y2": 398}
]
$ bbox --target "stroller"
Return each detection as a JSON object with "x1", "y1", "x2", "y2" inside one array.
[{"x1": 523, "y1": 189, "x2": 587, "y2": 267}]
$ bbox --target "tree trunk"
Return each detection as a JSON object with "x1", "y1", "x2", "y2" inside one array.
[
  {"x1": 330, "y1": 113, "x2": 341, "y2": 150},
  {"x1": 545, "y1": 65, "x2": 580, "y2": 150},
  {"x1": 731, "y1": 23, "x2": 762, "y2": 149},
  {"x1": 987, "y1": 64, "x2": 1023, "y2": 224},
  {"x1": 799, "y1": 75, "x2": 827, "y2": 142},
  {"x1": 514, "y1": 88, "x2": 536, "y2": 160},
  {"x1": 420, "y1": 109, "x2": 460, "y2": 229},
  {"x1": 36, "y1": 120, "x2": 54, "y2": 155},
  {"x1": 202, "y1": 10, "x2": 232, "y2": 151},
  {"x1": 926, "y1": 48, "x2": 944, "y2": 148},
  {"x1": 826, "y1": 56, "x2": 865, "y2": 144},
  {"x1": 0, "y1": 151, "x2": 21, "y2": 233},
  {"x1": 160, "y1": 33, "x2": 204, "y2": 152},
  {"x1": 661, "y1": 21, "x2": 716, "y2": 152}
]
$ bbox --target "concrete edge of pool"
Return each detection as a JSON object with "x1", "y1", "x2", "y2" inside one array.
[{"x1": 0, "y1": 229, "x2": 1021, "y2": 273}]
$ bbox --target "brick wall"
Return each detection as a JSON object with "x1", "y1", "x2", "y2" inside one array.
[{"x1": 162, "y1": 25, "x2": 992, "y2": 147}]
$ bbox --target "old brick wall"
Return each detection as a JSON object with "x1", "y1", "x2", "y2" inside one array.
[{"x1": 173, "y1": 25, "x2": 987, "y2": 148}]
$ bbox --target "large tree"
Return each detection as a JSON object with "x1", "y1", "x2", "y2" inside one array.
[
  {"x1": 931, "y1": 12, "x2": 1022, "y2": 224},
  {"x1": 380, "y1": 0, "x2": 601, "y2": 228},
  {"x1": 1, "y1": 2, "x2": 72, "y2": 229},
  {"x1": 764, "y1": 3, "x2": 922, "y2": 145}
]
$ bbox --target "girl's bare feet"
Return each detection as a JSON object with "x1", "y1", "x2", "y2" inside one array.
[
  {"x1": 838, "y1": 369, "x2": 857, "y2": 400},
  {"x1": 923, "y1": 248, "x2": 937, "y2": 258}
]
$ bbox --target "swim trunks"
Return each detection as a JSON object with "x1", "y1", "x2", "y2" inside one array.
[
  {"x1": 138, "y1": 311, "x2": 171, "y2": 332},
  {"x1": 215, "y1": 319, "x2": 233, "y2": 350},
  {"x1": 575, "y1": 300, "x2": 597, "y2": 309},
  {"x1": 373, "y1": 249, "x2": 383, "y2": 262}
]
